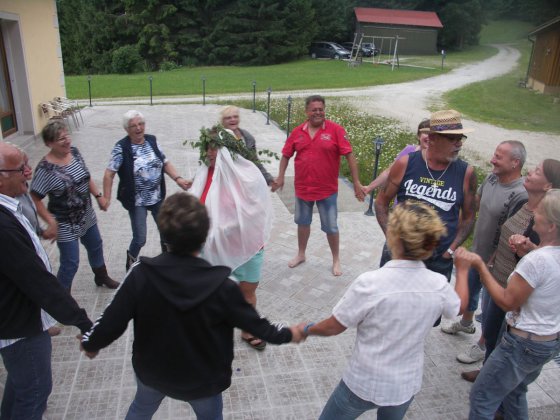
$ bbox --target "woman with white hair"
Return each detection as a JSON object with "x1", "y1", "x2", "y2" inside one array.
[
  {"x1": 103, "y1": 110, "x2": 192, "y2": 270},
  {"x1": 455, "y1": 189, "x2": 560, "y2": 419},
  {"x1": 220, "y1": 105, "x2": 274, "y2": 186}
]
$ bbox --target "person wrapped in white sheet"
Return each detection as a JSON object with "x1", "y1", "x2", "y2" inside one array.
[{"x1": 190, "y1": 125, "x2": 273, "y2": 350}]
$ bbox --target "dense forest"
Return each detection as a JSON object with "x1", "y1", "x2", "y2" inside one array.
[{"x1": 58, "y1": 0, "x2": 560, "y2": 74}]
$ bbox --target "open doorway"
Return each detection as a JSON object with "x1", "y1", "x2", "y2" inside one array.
[{"x1": 0, "y1": 29, "x2": 17, "y2": 137}]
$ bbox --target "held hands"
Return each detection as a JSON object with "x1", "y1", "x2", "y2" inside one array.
[
  {"x1": 453, "y1": 247, "x2": 482, "y2": 271},
  {"x1": 354, "y1": 183, "x2": 366, "y2": 202},
  {"x1": 176, "y1": 177, "x2": 193, "y2": 191},
  {"x1": 361, "y1": 184, "x2": 373, "y2": 196},
  {"x1": 289, "y1": 322, "x2": 309, "y2": 343},
  {"x1": 41, "y1": 221, "x2": 58, "y2": 243},
  {"x1": 271, "y1": 176, "x2": 284, "y2": 192},
  {"x1": 508, "y1": 234, "x2": 533, "y2": 257},
  {"x1": 76, "y1": 334, "x2": 99, "y2": 359},
  {"x1": 96, "y1": 196, "x2": 109, "y2": 211}
]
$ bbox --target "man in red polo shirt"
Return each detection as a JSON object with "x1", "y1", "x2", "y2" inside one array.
[{"x1": 273, "y1": 95, "x2": 364, "y2": 276}]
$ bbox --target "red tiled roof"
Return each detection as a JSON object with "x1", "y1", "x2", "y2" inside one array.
[{"x1": 354, "y1": 7, "x2": 443, "y2": 29}]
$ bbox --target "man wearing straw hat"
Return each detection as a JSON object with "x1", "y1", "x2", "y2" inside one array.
[{"x1": 375, "y1": 110, "x2": 477, "y2": 288}]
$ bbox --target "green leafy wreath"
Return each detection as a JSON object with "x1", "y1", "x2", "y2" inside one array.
[{"x1": 185, "y1": 124, "x2": 279, "y2": 166}]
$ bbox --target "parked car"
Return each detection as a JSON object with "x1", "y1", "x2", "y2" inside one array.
[
  {"x1": 309, "y1": 42, "x2": 351, "y2": 60},
  {"x1": 341, "y1": 42, "x2": 379, "y2": 57},
  {"x1": 363, "y1": 42, "x2": 380, "y2": 56}
]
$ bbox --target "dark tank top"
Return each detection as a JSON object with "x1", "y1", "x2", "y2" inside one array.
[{"x1": 396, "y1": 150, "x2": 468, "y2": 256}]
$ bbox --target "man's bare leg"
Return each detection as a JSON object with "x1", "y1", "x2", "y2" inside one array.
[
  {"x1": 327, "y1": 232, "x2": 341, "y2": 276},
  {"x1": 289, "y1": 225, "x2": 309, "y2": 268}
]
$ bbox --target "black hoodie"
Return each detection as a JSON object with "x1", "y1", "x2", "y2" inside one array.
[{"x1": 82, "y1": 252, "x2": 292, "y2": 400}]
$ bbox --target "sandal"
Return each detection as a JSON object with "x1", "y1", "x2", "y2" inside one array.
[{"x1": 242, "y1": 335, "x2": 267, "y2": 350}]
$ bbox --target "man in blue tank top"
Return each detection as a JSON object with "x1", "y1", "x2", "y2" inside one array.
[{"x1": 375, "y1": 110, "x2": 477, "y2": 284}]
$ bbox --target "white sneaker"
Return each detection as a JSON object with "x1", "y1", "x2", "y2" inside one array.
[
  {"x1": 441, "y1": 321, "x2": 476, "y2": 335},
  {"x1": 457, "y1": 344, "x2": 485, "y2": 364}
]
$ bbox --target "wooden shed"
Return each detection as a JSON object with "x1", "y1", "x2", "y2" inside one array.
[
  {"x1": 527, "y1": 16, "x2": 560, "y2": 95},
  {"x1": 354, "y1": 7, "x2": 442, "y2": 55}
]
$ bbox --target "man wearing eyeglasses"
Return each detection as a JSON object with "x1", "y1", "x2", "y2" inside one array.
[
  {"x1": 0, "y1": 142, "x2": 92, "y2": 420},
  {"x1": 375, "y1": 110, "x2": 477, "y2": 291}
]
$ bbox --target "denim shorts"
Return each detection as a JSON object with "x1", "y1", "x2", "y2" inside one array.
[
  {"x1": 231, "y1": 249, "x2": 264, "y2": 283},
  {"x1": 294, "y1": 193, "x2": 338, "y2": 234}
]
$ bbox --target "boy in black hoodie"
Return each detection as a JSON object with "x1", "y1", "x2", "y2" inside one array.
[{"x1": 81, "y1": 192, "x2": 303, "y2": 419}]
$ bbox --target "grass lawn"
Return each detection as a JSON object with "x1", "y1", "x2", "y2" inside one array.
[
  {"x1": 444, "y1": 20, "x2": 560, "y2": 134},
  {"x1": 65, "y1": 47, "x2": 497, "y2": 100}
]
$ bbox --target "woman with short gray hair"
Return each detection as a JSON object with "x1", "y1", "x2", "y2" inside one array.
[{"x1": 102, "y1": 110, "x2": 192, "y2": 270}]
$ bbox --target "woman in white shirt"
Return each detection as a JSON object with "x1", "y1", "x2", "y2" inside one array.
[
  {"x1": 454, "y1": 188, "x2": 560, "y2": 420},
  {"x1": 302, "y1": 201, "x2": 468, "y2": 420}
]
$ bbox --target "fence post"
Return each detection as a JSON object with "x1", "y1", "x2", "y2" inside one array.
[
  {"x1": 149, "y1": 76, "x2": 153, "y2": 106},
  {"x1": 364, "y1": 136, "x2": 385, "y2": 216},
  {"x1": 87, "y1": 76, "x2": 92, "y2": 107},
  {"x1": 252, "y1": 81, "x2": 256, "y2": 112},
  {"x1": 202, "y1": 76, "x2": 206, "y2": 106},
  {"x1": 286, "y1": 96, "x2": 292, "y2": 139},
  {"x1": 266, "y1": 87, "x2": 272, "y2": 125}
]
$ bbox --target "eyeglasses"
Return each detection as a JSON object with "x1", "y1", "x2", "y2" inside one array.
[
  {"x1": 0, "y1": 163, "x2": 31, "y2": 176},
  {"x1": 439, "y1": 133, "x2": 467, "y2": 143}
]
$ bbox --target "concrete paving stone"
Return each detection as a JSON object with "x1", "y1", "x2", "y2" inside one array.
[{"x1": 2, "y1": 104, "x2": 559, "y2": 418}]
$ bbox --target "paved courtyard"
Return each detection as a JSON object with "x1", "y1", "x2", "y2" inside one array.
[{"x1": 1, "y1": 104, "x2": 559, "y2": 419}]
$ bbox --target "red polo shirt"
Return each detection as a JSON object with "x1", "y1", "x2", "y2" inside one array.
[{"x1": 282, "y1": 119, "x2": 352, "y2": 201}]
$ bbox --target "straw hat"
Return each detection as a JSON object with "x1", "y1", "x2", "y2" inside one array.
[{"x1": 420, "y1": 109, "x2": 474, "y2": 135}]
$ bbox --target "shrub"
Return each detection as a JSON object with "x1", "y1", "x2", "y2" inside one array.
[
  {"x1": 111, "y1": 45, "x2": 143, "y2": 74},
  {"x1": 159, "y1": 61, "x2": 180, "y2": 71}
]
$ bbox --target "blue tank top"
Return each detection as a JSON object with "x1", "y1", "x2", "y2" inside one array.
[{"x1": 397, "y1": 150, "x2": 468, "y2": 256}]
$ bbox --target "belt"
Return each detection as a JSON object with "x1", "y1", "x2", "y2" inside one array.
[{"x1": 507, "y1": 325, "x2": 560, "y2": 342}]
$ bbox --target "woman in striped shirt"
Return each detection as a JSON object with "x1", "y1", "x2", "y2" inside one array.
[{"x1": 31, "y1": 120, "x2": 119, "y2": 292}]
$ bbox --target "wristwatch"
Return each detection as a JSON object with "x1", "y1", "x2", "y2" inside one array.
[
  {"x1": 95, "y1": 192, "x2": 103, "y2": 198},
  {"x1": 447, "y1": 248, "x2": 455, "y2": 257}
]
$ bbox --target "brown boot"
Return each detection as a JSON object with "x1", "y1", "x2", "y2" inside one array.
[
  {"x1": 92, "y1": 265, "x2": 120, "y2": 289},
  {"x1": 461, "y1": 369, "x2": 480, "y2": 383}
]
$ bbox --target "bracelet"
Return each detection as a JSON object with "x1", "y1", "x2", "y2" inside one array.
[
  {"x1": 447, "y1": 248, "x2": 455, "y2": 257},
  {"x1": 174, "y1": 176, "x2": 183, "y2": 182},
  {"x1": 94, "y1": 192, "x2": 103, "y2": 198},
  {"x1": 303, "y1": 322, "x2": 315, "y2": 336}
]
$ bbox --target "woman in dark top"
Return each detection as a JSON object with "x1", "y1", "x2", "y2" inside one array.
[
  {"x1": 81, "y1": 193, "x2": 303, "y2": 420},
  {"x1": 31, "y1": 120, "x2": 118, "y2": 291}
]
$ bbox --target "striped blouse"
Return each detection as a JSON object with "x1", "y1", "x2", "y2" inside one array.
[{"x1": 31, "y1": 147, "x2": 97, "y2": 242}]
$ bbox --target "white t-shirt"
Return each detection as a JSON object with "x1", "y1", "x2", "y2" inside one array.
[
  {"x1": 333, "y1": 259, "x2": 460, "y2": 406},
  {"x1": 506, "y1": 246, "x2": 560, "y2": 335}
]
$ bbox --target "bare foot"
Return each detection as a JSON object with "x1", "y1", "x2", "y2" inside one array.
[
  {"x1": 288, "y1": 255, "x2": 306, "y2": 268},
  {"x1": 332, "y1": 261, "x2": 342, "y2": 276}
]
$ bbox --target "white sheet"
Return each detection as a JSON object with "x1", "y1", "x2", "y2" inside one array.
[{"x1": 189, "y1": 147, "x2": 273, "y2": 271}]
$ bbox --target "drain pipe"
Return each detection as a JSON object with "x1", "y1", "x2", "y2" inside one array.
[{"x1": 524, "y1": 34, "x2": 536, "y2": 87}]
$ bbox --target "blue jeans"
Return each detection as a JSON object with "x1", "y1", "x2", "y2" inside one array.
[
  {"x1": 57, "y1": 223, "x2": 105, "y2": 290},
  {"x1": 319, "y1": 380, "x2": 413, "y2": 420},
  {"x1": 125, "y1": 377, "x2": 223, "y2": 420},
  {"x1": 294, "y1": 193, "x2": 338, "y2": 234},
  {"x1": 467, "y1": 267, "x2": 483, "y2": 312},
  {"x1": 482, "y1": 297, "x2": 506, "y2": 361},
  {"x1": 469, "y1": 331, "x2": 560, "y2": 420},
  {"x1": 0, "y1": 331, "x2": 52, "y2": 420},
  {"x1": 128, "y1": 201, "x2": 163, "y2": 258}
]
